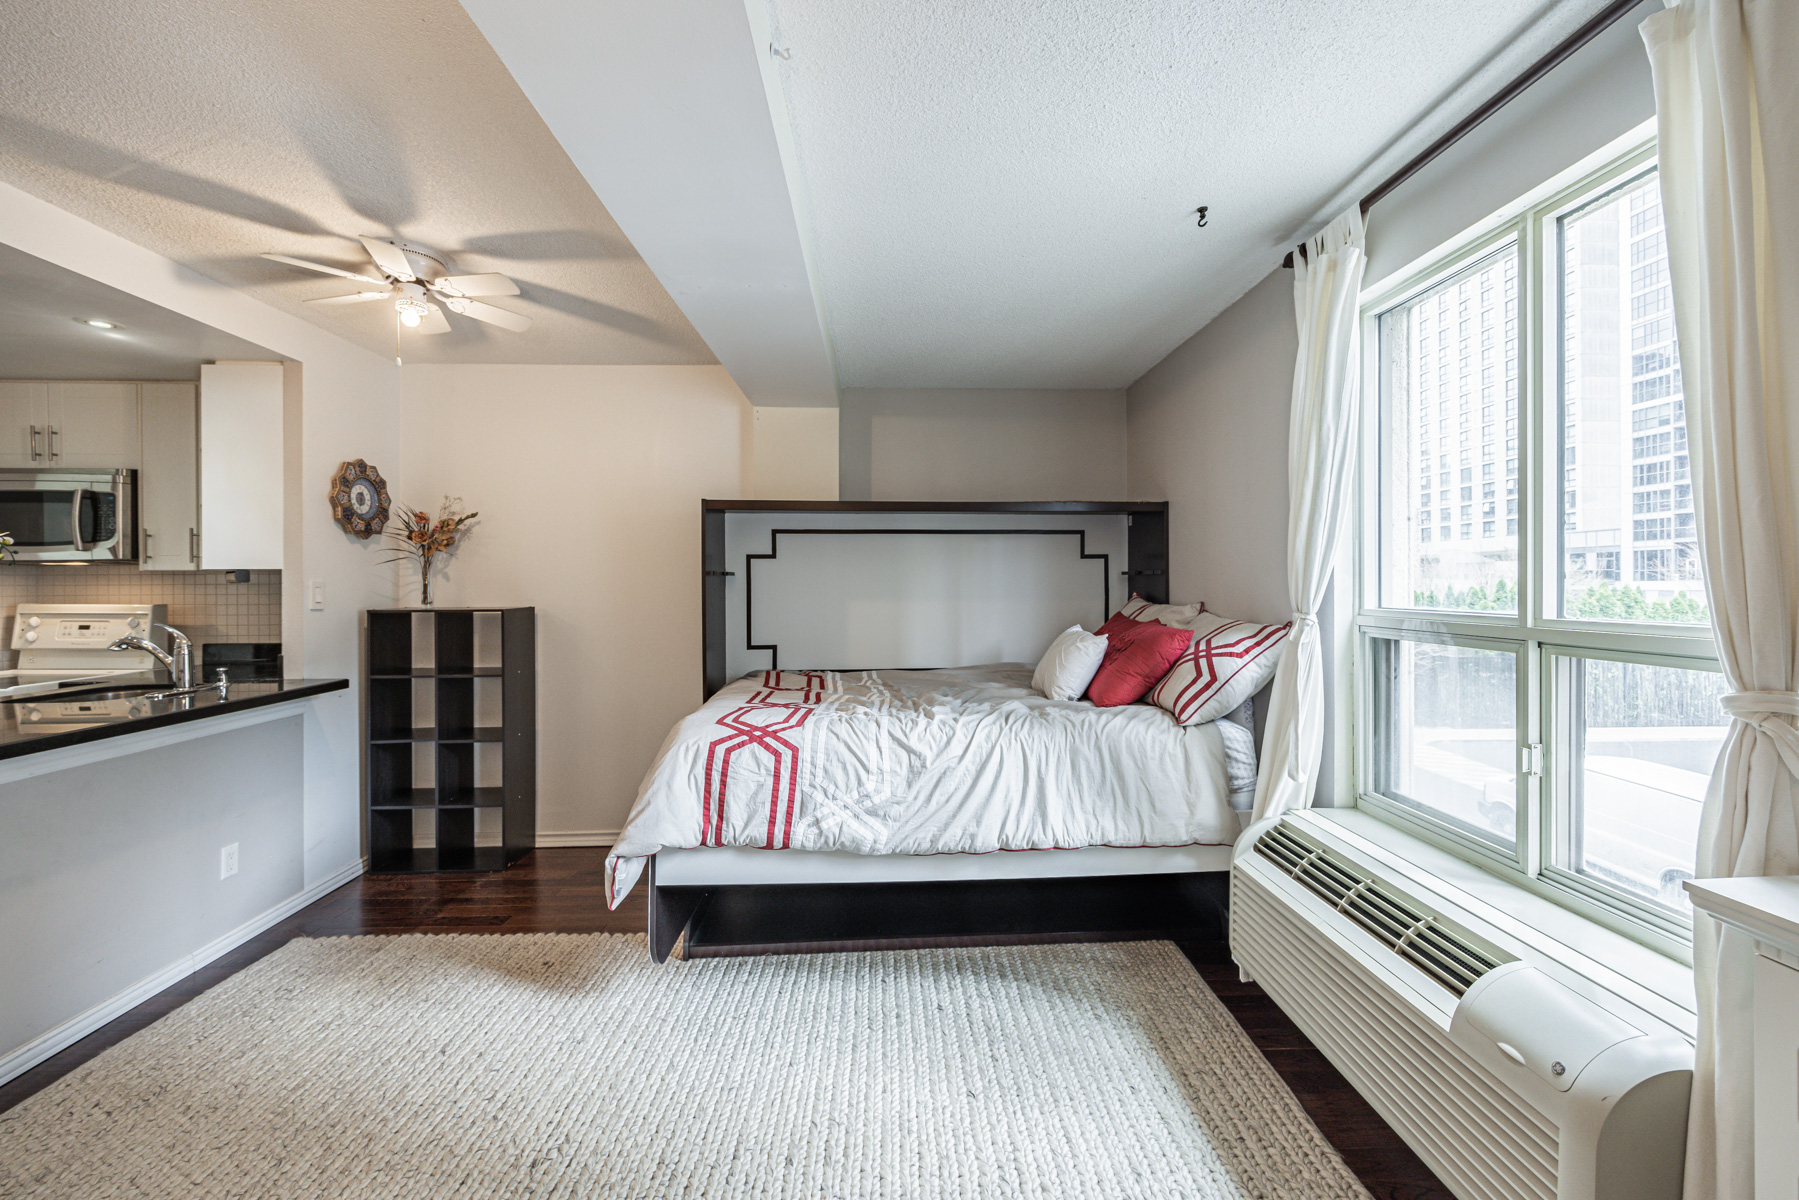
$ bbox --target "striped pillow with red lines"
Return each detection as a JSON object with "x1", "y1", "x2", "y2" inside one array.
[
  {"x1": 1147, "y1": 612, "x2": 1290, "y2": 726},
  {"x1": 1116, "y1": 593, "x2": 1208, "y2": 630}
]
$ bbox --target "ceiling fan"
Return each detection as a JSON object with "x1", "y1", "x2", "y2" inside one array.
[{"x1": 262, "y1": 236, "x2": 532, "y2": 337}]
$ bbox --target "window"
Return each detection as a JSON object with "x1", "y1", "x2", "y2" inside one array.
[
  {"x1": 1376, "y1": 246, "x2": 1520, "y2": 612},
  {"x1": 1368, "y1": 636, "x2": 1517, "y2": 844},
  {"x1": 1552, "y1": 657, "x2": 1727, "y2": 913},
  {"x1": 1359, "y1": 147, "x2": 1717, "y2": 953}
]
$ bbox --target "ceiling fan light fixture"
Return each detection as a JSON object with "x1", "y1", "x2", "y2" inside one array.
[{"x1": 394, "y1": 290, "x2": 430, "y2": 328}]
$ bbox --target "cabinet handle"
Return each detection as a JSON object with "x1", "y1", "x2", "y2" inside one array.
[
  {"x1": 143, "y1": 528, "x2": 152, "y2": 562},
  {"x1": 29, "y1": 425, "x2": 41, "y2": 461},
  {"x1": 189, "y1": 527, "x2": 198, "y2": 565},
  {"x1": 49, "y1": 425, "x2": 60, "y2": 462}
]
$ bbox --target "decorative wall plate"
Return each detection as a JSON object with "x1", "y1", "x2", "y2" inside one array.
[{"x1": 331, "y1": 459, "x2": 391, "y2": 539}]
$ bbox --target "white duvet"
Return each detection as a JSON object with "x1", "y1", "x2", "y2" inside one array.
[{"x1": 605, "y1": 664, "x2": 1256, "y2": 906}]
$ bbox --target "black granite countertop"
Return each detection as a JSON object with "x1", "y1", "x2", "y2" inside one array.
[{"x1": 0, "y1": 676, "x2": 349, "y2": 760}]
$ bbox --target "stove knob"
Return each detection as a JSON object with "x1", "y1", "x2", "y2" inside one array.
[
  {"x1": 24, "y1": 709, "x2": 40, "y2": 722},
  {"x1": 127, "y1": 617, "x2": 141, "y2": 631},
  {"x1": 22, "y1": 631, "x2": 36, "y2": 644},
  {"x1": 25, "y1": 616, "x2": 39, "y2": 628}
]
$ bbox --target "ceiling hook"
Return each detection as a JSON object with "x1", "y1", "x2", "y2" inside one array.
[
  {"x1": 1194, "y1": 206, "x2": 1209, "y2": 228},
  {"x1": 769, "y1": 43, "x2": 792, "y2": 60}
]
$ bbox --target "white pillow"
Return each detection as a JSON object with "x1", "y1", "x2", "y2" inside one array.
[
  {"x1": 1147, "y1": 612, "x2": 1290, "y2": 726},
  {"x1": 1032, "y1": 625, "x2": 1109, "y2": 701},
  {"x1": 1117, "y1": 593, "x2": 1209, "y2": 630}
]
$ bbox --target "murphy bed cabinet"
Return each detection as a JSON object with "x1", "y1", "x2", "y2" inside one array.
[{"x1": 364, "y1": 608, "x2": 537, "y2": 873}]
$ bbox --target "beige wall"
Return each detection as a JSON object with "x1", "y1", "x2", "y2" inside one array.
[
  {"x1": 839, "y1": 388, "x2": 1126, "y2": 501},
  {"x1": 400, "y1": 364, "x2": 752, "y2": 842},
  {"x1": 751, "y1": 405, "x2": 839, "y2": 499},
  {"x1": 1126, "y1": 271, "x2": 1296, "y2": 624}
]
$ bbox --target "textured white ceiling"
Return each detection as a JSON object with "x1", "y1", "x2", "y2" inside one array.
[
  {"x1": 0, "y1": 243, "x2": 278, "y2": 378},
  {"x1": 762, "y1": 0, "x2": 1613, "y2": 388},
  {"x1": 0, "y1": 0, "x2": 714, "y2": 366}
]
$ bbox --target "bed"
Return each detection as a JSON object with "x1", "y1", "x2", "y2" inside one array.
[
  {"x1": 609, "y1": 661, "x2": 1259, "y2": 957},
  {"x1": 625, "y1": 499, "x2": 1262, "y2": 961}
]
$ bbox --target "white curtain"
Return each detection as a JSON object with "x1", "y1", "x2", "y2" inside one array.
[
  {"x1": 1642, "y1": 2, "x2": 1799, "y2": 1197},
  {"x1": 1251, "y1": 208, "x2": 1367, "y2": 825}
]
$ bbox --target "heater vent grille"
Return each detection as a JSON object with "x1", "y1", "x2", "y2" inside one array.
[{"x1": 1254, "y1": 822, "x2": 1505, "y2": 997}]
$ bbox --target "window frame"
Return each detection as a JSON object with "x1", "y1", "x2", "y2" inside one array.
[{"x1": 1351, "y1": 137, "x2": 1716, "y2": 962}]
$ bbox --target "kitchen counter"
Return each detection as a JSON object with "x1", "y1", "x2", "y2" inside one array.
[{"x1": 0, "y1": 676, "x2": 348, "y2": 760}]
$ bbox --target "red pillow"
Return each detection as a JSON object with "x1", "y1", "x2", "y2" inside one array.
[
  {"x1": 1095, "y1": 610, "x2": 1139, "y2": 640},
  {"x1": 1085, "y1": 616, "x2": 1194, "y2": 707}
]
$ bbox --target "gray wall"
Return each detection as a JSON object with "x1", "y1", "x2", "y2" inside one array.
[
  {"x1": 1364, "y1": 0, "x2": 1659, "y2": 287},
  {"x1": 0, "y1": 715, "x2": 304, "y2": 1064},
  {"x1": 839, "y1": 388, "x2": 1126, "y2": 501}
]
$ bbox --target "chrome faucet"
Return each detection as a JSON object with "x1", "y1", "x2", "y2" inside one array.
[{"x1": 108, "y1": 622, "x2": 196, "y2": 690}]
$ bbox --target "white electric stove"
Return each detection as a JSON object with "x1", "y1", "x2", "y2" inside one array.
[{"x1": 0, "y1": 602, "x2": 170, "y2": 699}]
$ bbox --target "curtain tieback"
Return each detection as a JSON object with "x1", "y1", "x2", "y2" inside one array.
[
  {"x1": 1721, "y1": 690, "x2": 1799, "y2": 718},
  {"x1": 1721, "y1": 691, "x2": 1799, "y2": 779}
]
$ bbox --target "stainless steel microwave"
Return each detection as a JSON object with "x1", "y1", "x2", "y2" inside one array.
[{"x1": 0, "y1": 469, "x2": 136, "y2": 562}]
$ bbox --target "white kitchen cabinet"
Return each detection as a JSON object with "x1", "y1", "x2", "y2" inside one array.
[
  {"x1": 0, "y1": 381, "x2": 139, "y2": 469},
  {"x1": 46, "y1": 382, "x2": 139, "y2": 468},
  {"x1": 139, "y1": 382, "x2": 198, "y2": 572},
  {"x1": 0, "y1": 381, "x2": 49, "y2": 467},
  {"x1": 197, "y1": 362, "x2": 283, "y2": 570},
  {"x1": 0, "y1": 379, "x2": 139, "y2": 467}
]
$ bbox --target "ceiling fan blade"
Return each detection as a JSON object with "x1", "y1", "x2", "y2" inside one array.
[
  {"x1": 262, "y1": 253, "x2": 385, "y2": 287},
  {"x1": 457, "y1": 300, "x2": 532, "y2": 333},
  {"x1": 304, "y1": 290, "x2": 392, "y2": 306},
  {"x1": 358, "y1": 235, "x2": 416, "y2": 281},
  {"x1": 417, "y1": 304, "x2": 452, "y2": 336},
  {"x1": 432, "y1": 273, "x2": 519, "y2": 297}
]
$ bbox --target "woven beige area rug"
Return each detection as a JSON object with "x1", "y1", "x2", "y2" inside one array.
[{"x1": 0, "y1": 934, "x2": 1369, "y2": 1199}]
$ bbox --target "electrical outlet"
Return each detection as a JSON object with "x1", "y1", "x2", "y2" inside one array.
[{"x1": 220, "y1": 843, "x2": 239, "y2": 879}]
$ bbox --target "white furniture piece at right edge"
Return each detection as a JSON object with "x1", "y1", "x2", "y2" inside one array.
[{"x1": 1686, "y1": 876, "x2": 1799, "y2": 1200}]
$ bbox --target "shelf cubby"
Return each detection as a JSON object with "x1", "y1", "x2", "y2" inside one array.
[{"x1": 364, "y1": 607, "x2": 535, "y2": 874}]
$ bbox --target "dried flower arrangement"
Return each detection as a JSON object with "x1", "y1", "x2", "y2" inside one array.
[{"x1": 381, "y1": 496, "x2": 478, "y2": 606}]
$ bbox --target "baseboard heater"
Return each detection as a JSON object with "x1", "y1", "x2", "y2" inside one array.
[{"x1": 1232, "y1": 818, "x2": 1693, "y2": 1200}]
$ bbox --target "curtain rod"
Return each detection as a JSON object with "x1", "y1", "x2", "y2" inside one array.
[{"x1": 1281, "y1": 0, "x2": 1647, "y2": 269}]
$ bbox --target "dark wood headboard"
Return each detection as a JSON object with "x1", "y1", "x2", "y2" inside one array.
[{"x1": 700, "y1": 500, "x2": 1170, "y2": 698}]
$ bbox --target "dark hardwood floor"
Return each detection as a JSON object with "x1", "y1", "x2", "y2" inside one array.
[{"x1": 0, "y1": 849, "x2": 1451, "y2": 1200}]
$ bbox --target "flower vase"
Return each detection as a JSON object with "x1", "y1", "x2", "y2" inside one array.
[{"x1": 418, "y1": 556, "x2": 433, "y2": 607}]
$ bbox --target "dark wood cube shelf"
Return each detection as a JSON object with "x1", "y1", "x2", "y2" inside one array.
[{"x1": 364, "y1": 607, "x2": 536, "y2": 875}]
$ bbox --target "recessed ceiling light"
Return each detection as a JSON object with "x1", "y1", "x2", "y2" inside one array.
[{"x1": 79, "y1": 318, "x2": 117, "y2": 329}]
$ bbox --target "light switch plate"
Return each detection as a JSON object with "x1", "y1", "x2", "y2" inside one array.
[{"x1": 309, "y1": 579, "x2": 326, "y2": 611}]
